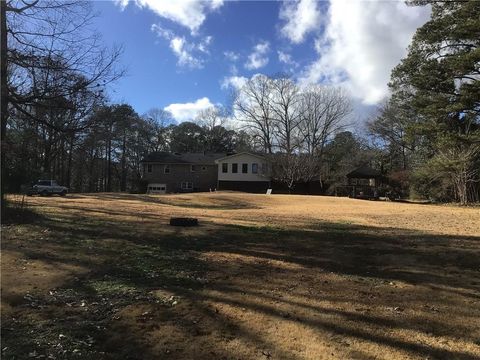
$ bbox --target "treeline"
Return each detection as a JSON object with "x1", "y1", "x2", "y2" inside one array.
[
  {"x1": 5, "y1": 89, "x2": 378, "y2": 195},
  {"x1": 367, "y1": 1, "x2": 480, "y2": 204},
  {"x1": 5, "y1": 104, "x2": 255, "y2": 192},
  {"x1": 1, "y1": 0, "x2": 121, "y2": 204},
  {"x1": 2, "y1": 1, "x2": 479, "y2": 203},
  {"x1": 233, "y1": 1, "x2": 479, "y2": 202}
]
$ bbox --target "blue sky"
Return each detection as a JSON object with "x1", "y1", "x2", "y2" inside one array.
[{"x1": 92, "y1": 0, "x2": 430, "y2": 123}]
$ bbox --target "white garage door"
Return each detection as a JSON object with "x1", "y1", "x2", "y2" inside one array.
[{"x1": 147, "y1": 183, "x2": 167, "y2": 194}]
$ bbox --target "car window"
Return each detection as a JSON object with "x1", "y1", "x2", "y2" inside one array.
[
  {"x1": 38, "y1": 180, "x2": 50, "y2": 186},
  {"x1": 52, "y1": 181, "x2": 58, "y2": 186}
]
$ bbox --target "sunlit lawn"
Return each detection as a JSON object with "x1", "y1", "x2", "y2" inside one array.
[{"x1": 2, "y1": 193, "x2": 480, "y2": 359}]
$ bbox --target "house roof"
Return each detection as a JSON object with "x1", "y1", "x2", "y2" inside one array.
[
  {"x1": 346, "y1": 165, "x2": 381, "y2": 179},
  {"x1": 214, "y1": 152, "x2": 267, "y2": 162},
  {"x1": 141, "y1": 152, "x2": 227, "y2": 165}
]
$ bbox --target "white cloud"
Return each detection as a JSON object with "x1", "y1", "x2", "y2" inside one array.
[
  {"x1": 154, "y1": 33, "x2": 213, "y2": 69},
  {"x1": 277, "y1": 50, "x2": 299, "y2": 68},
  {"x1": 278, "y1": 51, "x2": 291, "y2": 64},
  {"x1": 279, "y1": 0, "x2": 321, "y2": 44},
  {"x1": 221, "y1": 75, "x2": 248, "y2": 90},
  {"x1": 299, "y1": 0, "x2": 430, "y2": 105},
  {"x1": 197, "y1": 36, "x2": 212, "y2": 53},
  {"x1": 224, "y1": 51, "x2": 240, "y2": 62},
  {"x1": 164, "y1": 97, "x2": 215, "y2": 122},
  {"x1": 114, "y1": 0, "x2": 129, "y2": 9},
  {"x1": 120, "y1": 0, "x2": 223, "y2": 34},
  {"x1": 151, "y1": 23, "x2": 174, "y2": 40},
  {"x1": 169, "y1": 36, "x2": 201, "y2": 68},
  {"x1": 245, "y1": 41, "x2": 270, "y2": 70}
]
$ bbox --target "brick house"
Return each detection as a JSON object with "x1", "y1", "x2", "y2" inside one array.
[{"x1": 141, "y1": 152, "x2": 226, "y2": 193}]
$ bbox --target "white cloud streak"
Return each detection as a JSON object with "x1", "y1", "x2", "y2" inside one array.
[
  {"x1": 119, "y1": 0, "x2": 224, "y2": 34},
  {"x1": 169, "y1": 37, "x2": 202, "y2": 68},
  {"x1": 221, "y1": 75, "x2": 248, "y2": 90},
  {"x1": 279, "y1": 0, "x2": 321, "y2": 44},
  {"x1": 224, "y1": 51, "x2": 240, "y2": 62},
  {"x1": 245, "y1": 41, "x2": 270, "y2": 70},
  {"x1": 277, "y1": 50, "x2": 299, "y2": 69},
  {"x1": 164, "y1": 97, "x2": 215, "y2": 122},
  {"x1": 151, "y1": 24, "x2": 213, "y2": 68},
  {"x1": 299, "y1": 0, "x2": 430, "y2": 105}
]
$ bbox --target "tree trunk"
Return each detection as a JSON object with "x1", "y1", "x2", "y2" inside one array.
[
  {"x1": 402, "y1": 145, "x2": 407, "y2": 170},
  {"x1": 120, "y1": 131, "x2": 127, "y2": 191},
  {"x1": 107, "y1": 138, "x2": 112, "y2": 192},
  {"x1": 66, "y1": 134, "x2": 74, "y2": 188},
  {"x1": 1, "y1": 0, "x2": 8, "y2": 210}
]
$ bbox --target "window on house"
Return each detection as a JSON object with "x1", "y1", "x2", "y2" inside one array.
[
  {"x1": 261, "y1": 163, "x2": 267, "y2": 174},
  {"x1": 232, "y1": 163, "x2": 238, "y2": 173},
  {"x1": 181, "y1": 181, "x2": 193, "y2": 190},
  {"x1": 147, "y1": 164, "x2": 152, "y2": 173},
  {"x1": 191, "y1": 165, "x2": 197, "y2": 172},
  {"x1": 252, "y1": 163, "x2": 258, "y2": 174},
  {"x1": 164, "y1": 165, "x2": 170, "y2": 174},
  {"x1": 242, "y1": 163, "x2": 248, "y2": 173},
  {"x1": 222, "y1": 163, "x2": 228, "y2": 173}
]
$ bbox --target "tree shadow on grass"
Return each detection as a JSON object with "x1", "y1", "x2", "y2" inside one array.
[{"x1": 2, "y1": 207, "x2": 480, "y2": 359}]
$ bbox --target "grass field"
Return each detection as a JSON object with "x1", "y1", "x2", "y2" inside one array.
[{"x1": 2, "y1": 192, "x2": 480, "y2": 360}]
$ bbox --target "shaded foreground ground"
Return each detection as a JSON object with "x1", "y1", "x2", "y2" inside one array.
[{"x1": 2, "y1": 193, "x2": 480, "y2": 359}]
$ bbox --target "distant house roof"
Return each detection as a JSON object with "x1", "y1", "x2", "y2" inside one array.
[
  {"x1": 214, "y1": 152, "x2": 267, "y2": 162},
  {"x1": 346, "y1": 165, "x2": 381, "y2": 179},
  {"x1": 141, "y1": 152, "x2": 227, "y2": 165}
]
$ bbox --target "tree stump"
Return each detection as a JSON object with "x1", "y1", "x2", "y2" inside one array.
[{"x1": 169, "y1": 217, "x2": 198, "y2": 226}]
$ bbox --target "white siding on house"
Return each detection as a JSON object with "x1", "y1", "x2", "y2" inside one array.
[{"x1": 216, "y1": 153, "x2": 270, "y2": 182}]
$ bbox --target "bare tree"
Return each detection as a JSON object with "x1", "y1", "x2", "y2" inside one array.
[
  {"x1": 144, "y1": 108, "x2": 175, "y2": 128},
  {"x1": 269, "y1": 153, "x2": 319, "y2": 193},
  {"x1": 5, "y1": 0, "x2": 123, "y2": 130},
  {"x1": 195, "y1": 105, "x2": 226, "y2": 131},
  {"x1": 269, "y1": 77, "x2": 302, "y2": 155},
  {"x1": 233, "y1": 74, "x2": 274, "y2": 154},
  {"x1": 298, "y1": 85, "x2": 351, "y2": 183},
  {"x1": 299, "y1": 85, "x2": 351, "y2": 155},
  {"x1": 431, "y1": 144, "x2": 480, "y2": 205},
  {"x1": 1, "y1": 0, "x2": 123, "y2": 207},
  {"x1": 196, "y1": 106, "x2": 237, "y2": 152},
  {"x1": 143, "y1": 108, "x2": 174, "y2": 152}
]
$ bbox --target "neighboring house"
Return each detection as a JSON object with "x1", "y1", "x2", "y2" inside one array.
[
  {"x1": 215, "y1": 152, "x2": 271, "y2": 193},
  {"x1": 141, "y1": 152, "x2": 226, "y2": 193}
]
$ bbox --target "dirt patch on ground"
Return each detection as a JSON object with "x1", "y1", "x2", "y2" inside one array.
[{"x1": 2, "y1": 193, "x2": 480, "y2": 359}]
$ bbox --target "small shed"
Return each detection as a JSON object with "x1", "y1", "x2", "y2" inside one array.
[
  {"x1": 336, "y1": 165, "x2": 382, "y2": 199},
  {"x1": 346, "y1": 165, "x2": 381, "y2": 187}
]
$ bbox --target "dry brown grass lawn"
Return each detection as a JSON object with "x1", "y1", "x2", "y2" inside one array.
[{"x1": 2, "y1": 192, "x2": 480, "y2": 360}]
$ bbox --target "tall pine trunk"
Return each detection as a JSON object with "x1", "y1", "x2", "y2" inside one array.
[
  {"x1": 120, "y1": 131, "x2": 127, "y2": 191},
  {"x1": 1, "y1": 0, "x2": 8, "y2": 210}
]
